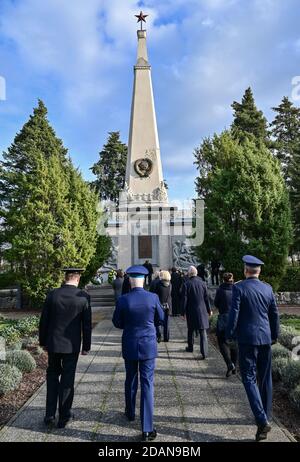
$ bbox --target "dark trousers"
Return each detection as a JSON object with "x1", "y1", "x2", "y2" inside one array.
[
  {"x1": 187, "y1": 328, "x2": 208, "y2": 357},
  {"x1": 239, "y1": 344, "x2": 272, "y2": 425},
  {"x1": 211, "y1": 271, "x2": 219, "y2": 285},
  {"x1": 124, "y1": 359, "x2": 155, "y2": 433},
  {"x1": 217, "y1": 330, "x2": 238, "y2": 368},
  {"x1": 163, "y1": 311, "x2": 170, "y2": 341},
  {"x1": 46, "y1": 352, "x2": 79, "y2": 420},
  {"x1": 146, "y1": 274, "x2": 152, "y2": 286}
]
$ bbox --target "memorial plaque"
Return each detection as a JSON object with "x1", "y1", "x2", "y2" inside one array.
[{"x1": 138, "y1": 236, "x2": 152, "y2": 259}]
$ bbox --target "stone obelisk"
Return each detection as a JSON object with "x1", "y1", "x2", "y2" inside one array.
[{"x1": 123, "y1": 16, "x2": 168, "y2": 204}]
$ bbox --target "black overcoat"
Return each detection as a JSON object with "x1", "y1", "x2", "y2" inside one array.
[
  {"x1": 182, "y1": 276, "x2": 211, "y2": 331},
  {"x1": 39, "y1": 284, "x2": 92, "y2": 354}
]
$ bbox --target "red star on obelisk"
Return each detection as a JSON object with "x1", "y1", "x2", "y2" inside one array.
[{"x1": 135, "y1": 11, "x2": 148, "y2": 30}]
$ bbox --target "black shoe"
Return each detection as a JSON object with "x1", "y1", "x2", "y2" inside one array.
[
  {"x1": 232, "y1": 367, "x2": 236, "y2": 375},
  {"x1": 142, "y1": 428, "x2": 157, "y2": 442},
  {"x1": 185, "y1": 347, "x2": 193, "y2": 352},
  {"x1": 226, "y1": 364, "x2": 236, "y2": 378},
  {"x1": 57, "y1": 413, "x2": 74, "y2": 429},
  {"x1": 44, "y1": 416, "x2": 55, "y2": 427},
  {"x1": 125, "y1": 410, "x2": 135, "y2": 422},
  {"x1": 255, "y1": 422, "x2": 272, "y2": 442},
  {"x1": 157, "y1": 336, "x2": 161, "y2": 343}
]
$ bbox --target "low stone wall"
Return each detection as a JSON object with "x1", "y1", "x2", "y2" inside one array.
[
  {"x1": 276, "y1": 292, "x2": 300, "y2": 306},
  {"x1": 0, "y1": 287, "x2": 21, "y2": 310}
]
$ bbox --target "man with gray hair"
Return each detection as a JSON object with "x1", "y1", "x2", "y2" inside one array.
[
  {"x1": 182, "y1": 265, "x2": 212, "y2": 358},
  {"x1": 226, "y1": 255, "x2": 279, "y2": 442}
]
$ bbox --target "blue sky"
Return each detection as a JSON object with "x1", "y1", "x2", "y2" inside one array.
[{"x1": 1, "y1": 0, "x2": 300, "y2": 200}]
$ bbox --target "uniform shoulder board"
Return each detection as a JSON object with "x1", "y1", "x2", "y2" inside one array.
[
  {"x1": 261, "y1": 279, "x2": 272, "y2": 287},
  {"x1": 234, "y1": 280, "x2": 243, "y2": 285}
]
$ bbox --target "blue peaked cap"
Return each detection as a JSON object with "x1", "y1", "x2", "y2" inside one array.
[
  {"x1": 126, "y1": 265, "x2": 149, "y2": 278},
  {"x1": 242, "y1": 255, "x2": 264, "y2": 267}
]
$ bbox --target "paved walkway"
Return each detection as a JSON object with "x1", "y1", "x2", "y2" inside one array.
[{"x1": 0, "y1": 307, "x2": 294, "y2": 442}]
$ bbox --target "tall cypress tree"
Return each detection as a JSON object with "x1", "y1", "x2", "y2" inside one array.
[
  {"x1": 270, "y1": 96, "x2": 300, "y2": 184},
  {"x1": 194, "y1": 131, "x2": 293, "y2": 289},
  {"x1": 289, "y1": 143, "x2": 300, "y2": 256},
  {"x1": 0, "y1": 100, "x2": 105, "y2": 306},
  {"x1": 231, "y1": 87, "x2": 269, "y2": 143},
  {"x1": 91, "y1": 131, "x2": 127, "y2": 204}
]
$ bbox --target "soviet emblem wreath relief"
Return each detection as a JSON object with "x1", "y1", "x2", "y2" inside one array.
[{"x1": 134, "y1": 158, "x2": 153, "y2": 177}]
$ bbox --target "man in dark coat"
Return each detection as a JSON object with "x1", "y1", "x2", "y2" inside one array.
[
  {"x1": 170, "y1": 267, "x2": 182, "y2": 316},
  {"x1": 39, "y1": 268, "x2": 92, "y2": 429},
  {"x1": 226, "y1": 255, "x2": 279, "y2": 442},
  {"x1": 143, "y1": 260, "x2": 154, "y2": 286},
  {"x1": 182, "y1": 266, "x2": 212, "y2": 358},
  {"x1": 214, "y1": 272, "x2": 237, "y2": 377},
  {"x1": 122, "y1": 272, "x2": 131, "y2": 294}
]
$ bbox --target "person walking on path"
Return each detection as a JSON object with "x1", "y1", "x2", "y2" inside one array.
[
  {"x1": 112, "y1": 265, "x2": 164, "y2": 442},
  {"x1": 154, "y1": 270, "x2": 172, "y2": 342},
  {"x1": 182, "y1": 266, "x2": 212, "y2": 359},
  {"x1": 211, "y1": 260, "x2": 221, "y2": 286},
  {"x1": 150, "y1": 271, "x2": 162, "y2": 342},
  {"x1": 39, "y1": 268, "x2": 92, "y2": 429},
  {"x1": 226, "y1": 255, "x2": 279, "y2": 442},
  {"x1": 170, "y1": 267, "x2": 183, "y2": 316},
  {"x1": 143, "y1": 260, "x2": 153, "y2": 286},
  {"x1": 214, "y1": 272, "x2": 238, "y2": 377},
  {"x1": 112, "y1": 269, "x2": 124, "y2": 302}
]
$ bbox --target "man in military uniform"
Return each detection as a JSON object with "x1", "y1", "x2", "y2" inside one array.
[
  {"x1": 112, "y1": 265, "x2": 164, "y2": 441},
  {"x1": 39, "y1": 268, "x2": 92, "y2": 429},
  {"x1": 226, "y1": 256, "x2": 279, "y2": 442}
]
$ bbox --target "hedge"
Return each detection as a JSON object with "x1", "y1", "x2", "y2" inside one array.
[
  {"x1": 6, "y1": 350, "x2": 36, "y2": 373},
  {"x1": 271, "y1": 343, "x2": 291, "y2": 360},
  {"x1": 278, "y1": 266, "x2": 300, "y2": 292},
  {"x1": 281, "y1": 361, "x2": 300, "y2": 390},
  {"x1": 0, "y1": 364, "x2": 22, "y2": 395},
  {"x1": 272, "y1": 357, "x2": 290, "y2": 382},
  {"x1": 289, "y1": 385, "x2": 300, "y2": 413},
  {"x1": 278, "y1": 325, "x2": 299, "y2": 351}
]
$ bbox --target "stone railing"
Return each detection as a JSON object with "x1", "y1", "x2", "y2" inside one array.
[{"x1": 207, "y1": 286, "x2": 300, "y2": 306}]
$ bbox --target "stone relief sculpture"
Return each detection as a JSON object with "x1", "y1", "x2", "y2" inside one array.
[
  {"x1": 152, "y1": 181, "x2": 168, "y2": 202},
  {"x1": 172, "y1": 239, "x2": 198, "y2": 270}
]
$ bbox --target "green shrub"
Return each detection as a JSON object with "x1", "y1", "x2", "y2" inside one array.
[
  {"x1": 6, "y1": 350, "x2": 36, "y2": 373},
  {"x1": 0, "y1": 325, "x2": 21, "y2": 346},
  {"x1": 278, "y1": 325, "x2": 299, "y2": 350},
  {"x1": 209, "y1": 313, "x2": 218, "y2": 333},
  {"x1": 281, "y1": 360, "x2": 300, "y2": 390},
  {"x1": 0, "y1": 364, "x2": 22, "y2": 395},
  {"x1": 278, "y1": 266, "x2": 300, "y2": 292},
  {"x1": 272, "y1": 343, "x2": 290, "y2": 360},
  {"x1": 289, "y1": 385, "x2": 300, "y2": 413},
  {"x1": 272, "y1": 357, "x2": 290, "y2": 381},
  {"x1": 16, "y1": 316, "x2": 40, "y2": 337}
]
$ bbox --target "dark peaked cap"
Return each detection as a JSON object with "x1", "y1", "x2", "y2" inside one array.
[
  {"x1": 63, "y1": 267, "x2": 85, "y2": 274},
  {"x1": 242, "y1": 255, "x2": 264, "y2": 267}
]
